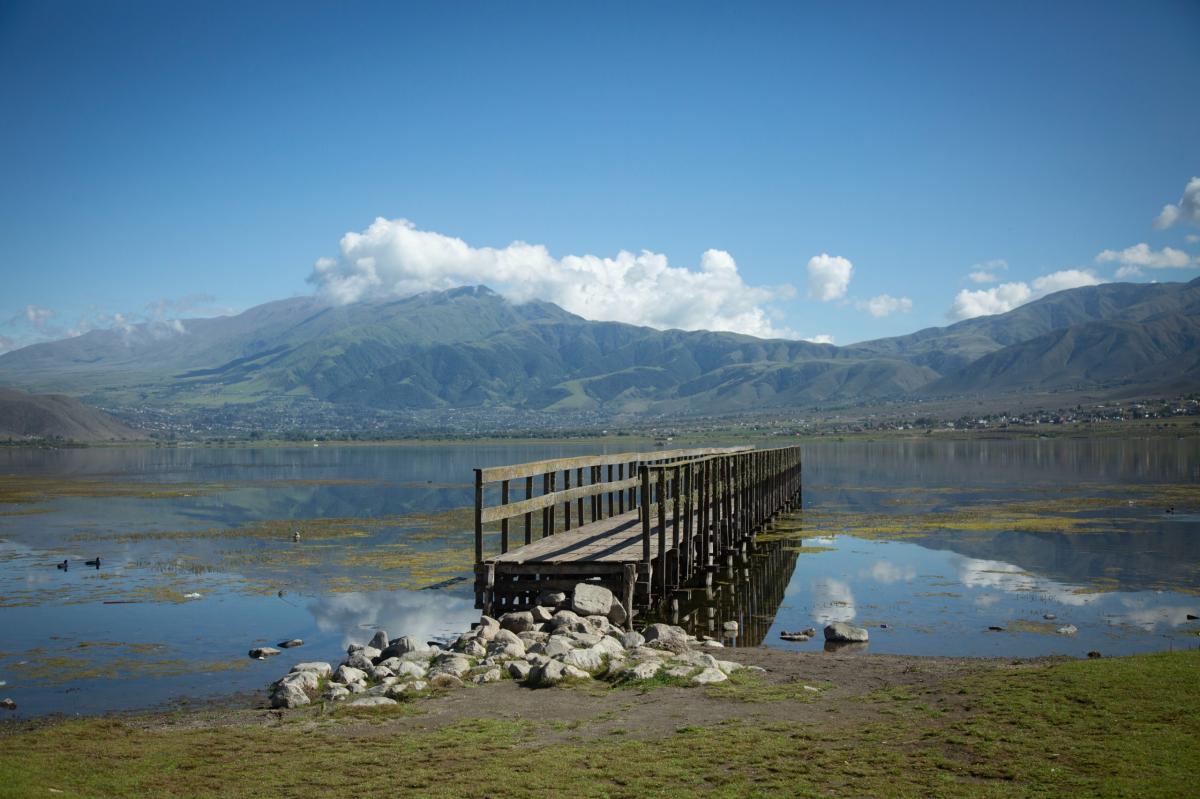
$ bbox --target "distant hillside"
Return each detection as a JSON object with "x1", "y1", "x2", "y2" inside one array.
[
  {"x1": 0, "y1": 278, "x2": 1196, "y2": 426},
  {"x1": 0, "y1": 388, "x2": 144, "y2": 441}
]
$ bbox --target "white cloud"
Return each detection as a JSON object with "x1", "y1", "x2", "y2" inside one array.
[
  {"x1": 948, "y1": 281, "x2": 1032, "y2": 320},
  {"x1": 805, "y1": 253, "x2": 853, "y2": 301},
  {"x1": 865, "y1": 560, "x2": 916, "y2": 584},
  {"x1": 967, "y1": 259, "x2": 1008, "y2": 284},
  {"x1": 15, "y1": 305, "x2": 54, "y2": 330},
  {"x1": 811, "y1": 578, "x2": 856, "y2": 624},
  {"x1": 802, "y1": 334, "x2": 835, "y2": 345},
  {"x1": 308, "y1": 217, "x2": 798, "y2": 338},
  {"x1": 1031, "y1": 269, "x2": 1103, "y2": 294},
  {"x1": 1186, "y1": 234, "x2": 1199, "y2": 244},
  {"x1": 856, "y1": 293, "x2": 913, "y2": 318},
  {"x1": 1115, "y1": 265, "x2": 1143, "y2": 280},
  {"x1": 948, "y1": 270, "x2": 1104, "y2": 320},
  {"x1": 1096, "y1": 242, "x2": 1194, "y2": 269},
  {"x1": 1153, "y1": 176, "x2": 1200, "y2": 229}
]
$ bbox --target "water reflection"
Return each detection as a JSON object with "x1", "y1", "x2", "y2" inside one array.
[{"x1": 307, "y1": 589, "x2": 480, "y2": 649}]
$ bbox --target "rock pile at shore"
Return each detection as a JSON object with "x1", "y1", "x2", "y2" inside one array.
[{"x1": 269, "y1": 583, "x2": 756, "y2": 709}]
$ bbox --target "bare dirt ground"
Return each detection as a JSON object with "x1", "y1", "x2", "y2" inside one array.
[{"x1": 87, "y1": 649, "x2": 1038, "y2": 746}]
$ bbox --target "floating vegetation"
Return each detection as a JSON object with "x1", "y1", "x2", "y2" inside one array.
[
  {"x1": 0, "y1": 475, "x2": 225, "y2": 507},
  {"x1": 1008, "y1": 619, "x2": 1062, "y2": 635}
]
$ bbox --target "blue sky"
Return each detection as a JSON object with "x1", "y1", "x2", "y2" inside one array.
[{"x1": 2, "y1": 0, "x2": 1198, "y2": 350}]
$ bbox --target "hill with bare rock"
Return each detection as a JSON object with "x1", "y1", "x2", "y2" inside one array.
[{"x1": 0, "y1": 388, "x2": 144, "y2": 441}]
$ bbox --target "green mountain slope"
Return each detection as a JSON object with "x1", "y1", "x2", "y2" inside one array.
[{"x1": 0, "y1": 388, "x2": 144, "y2": 440}]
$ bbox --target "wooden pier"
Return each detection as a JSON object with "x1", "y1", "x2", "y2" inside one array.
[{"x1": 473, "y1": 445, "x2": 802, "y2": 627}]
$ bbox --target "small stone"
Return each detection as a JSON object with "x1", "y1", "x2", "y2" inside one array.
[
  {"x1": 1087, "y1": 651, "x2": 1102, "y2": 659},
  {"x1": 715, "y1": 660, "x2": 744, "y2": 674},
  {"x1": 700, "y1": 640, "x2": 725, "y2": 649},
  {"x1": 368, "y1": 630, "x2": 389, "y2": 650},
  {"x1": 665, "y1": 665, "x2": 694, "y2": 678},
  {"x1": 249, "y1": 646, "x2": 280, "y2": 659},
  {"x1": 499, "y1": 611, "x2": 535, "y2": 634},
  {"x1": 607, "y1": 601, "x2": 628, "y2": 627},
  {"x1": 531, "y1": 606, "x2": 554, "y2": 623},
  {"x1": 507, "y1": 661, "x2": 532, "y2": 681},
  {"x1": 277, "y1": 639, "x2": 304, "y2": 649},
  {"x1": 1056, "y1": 625, "x2": 1078, "y2": 636},
  {"x1": 322, "y1": 684, "x2": 350, "y2": 702},
  {"x1": 692, "y1": 667, "x2": 728, "y2": 685},
  {"x1": 562, "y1": 665, "x2": 592, "y2": 680},
  {"x1": 987, "y1": 626, "x2": 1005, "y2": 632},
  {"x1": 429, "y1": 673, "x2": 465, "y2": 690},
  {"x1": 780, "y1": 632, "x2": 810, "y2": 642},
  {"x1": 1044, "y1": 613, "x2": 1058, "y2": 621},
  {"x1": 289, "y1": 662, "x2": 332, "y2": 678},
  {"x1": 349, "y1": 696, "x2": 398, "y2": 708},
  {"x1": 572, "y1": 583, "x2": 614, "y2": 616},
  {"x1": 0, "y1": 698, "x2": 15, "y2": 710},
  {"x1": 824, "y1": 623, "x2": 869, "y2": 643}
]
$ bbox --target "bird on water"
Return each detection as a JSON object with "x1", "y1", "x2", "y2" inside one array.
[
  {"x1": 85, "y1": 557, "x2": 101, "y2": 568},
  {"x1": 56, "y1": 559, "x2": 68, "y2": 570}
]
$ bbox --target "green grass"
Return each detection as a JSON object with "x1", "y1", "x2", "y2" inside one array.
[{"x1": 1, "y1": 651, "x2": 1197, "y2": 798}]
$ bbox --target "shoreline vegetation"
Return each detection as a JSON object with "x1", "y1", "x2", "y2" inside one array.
[
  {"x1": 2, "y1": 414, "x2": 1198, "y2": 450},
  {"x1": 1, "y1": 648, "x2": 1196, "y2": 797}
]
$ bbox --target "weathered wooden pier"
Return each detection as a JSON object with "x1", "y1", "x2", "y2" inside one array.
[{"x1": 473, "y1": 445, "x2": 802, "y2": 627}]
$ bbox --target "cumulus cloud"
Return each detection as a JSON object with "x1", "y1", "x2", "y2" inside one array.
[
  {"x1": 307, "y1": 217, "x2": 798, "y2": 339},
  {"x1": 805, "y1": 253, "x2": 853, "y2": 301},
  {"x1": 948, "y1": 270, "x2": 1104, "y2": 320},
  {"x1": 1115, "y1": 265, "x2": 1143, "y2": 280},
  {"x1": 865, "y1": 560, "x2": 916, "y2": 584},
  {"x1": 802, "y1": 334, "x2": 835, "y2": 345},
  {"x1": 811, "y1": 578, "x2": 856, "y2": 624},
  {"x1": 856, "y1": 293, "x2": 913, "y2": 318},
  {"x1": 1187, "y1": 234, "x2": 1199, "y2": 244},
  {"x1": 1095, "y1": 242, "x2": 1195, "y2": 269},
  {"x1": 1153, "y1": 176, "x2": 1200, "y2": 229},
  {"x1": 967, "y1": 259, "x2": 1008, "y2": 284}
]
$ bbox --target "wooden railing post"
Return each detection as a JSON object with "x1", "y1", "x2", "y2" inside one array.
[
  {"x1": 524, "y1": 476, "x2": 533, "y2": 545},
  {"x1": 640, "y1": 464, "x2": 651, "y2": 573},
  {"x1": 473, "y1": 468, "x2": 483, "y2": 563},
  {"x1": 500, "y1": 479, "x2": 509, "y2": 554},
  {"x1": 657, "y1": 467, "x2": 667, "y2": 602}
]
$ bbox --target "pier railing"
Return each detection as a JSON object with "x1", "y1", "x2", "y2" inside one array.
[
  {"x1": 640, "y1": 446, "x2": 802, "y2": 602},
  {"x1": 473, "y1": 446, "x2": 751, "y2": 563}
]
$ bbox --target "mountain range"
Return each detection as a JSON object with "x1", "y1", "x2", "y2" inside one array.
[
  {"x1": 0, "y1": 277, "x2": 1197, "y2": 429},
  {"x1": 0, "y1": 387, "x2": 143, "y2": 441}
]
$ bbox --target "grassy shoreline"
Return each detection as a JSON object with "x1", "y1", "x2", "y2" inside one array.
[{"x1": 2, "y1": 649, "x2": 1196, "y2": 797}]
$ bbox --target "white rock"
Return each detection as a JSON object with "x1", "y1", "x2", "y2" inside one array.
[
  {"x1": 1057, "y1": 625, "x2": 1079, "y2": 635},
  {"x1": 716, "y1": 660, "x2": 744, "y2": 674},
  {"x1": 542, "y1": 637, "x2": 576, "y2": 658},
  {"x1": 395, "y1": 661, "x2": 427, "y2": 680},
  {"x1": 621, "y1": 660, "x2": 661, "y2": 680},
  {"x1": 643, "y1": 623, "x2": 690, "y2": 653},
  {"x1": 665, "y1": 665, "x2": 695, "y2": 678},
  {"x1": 430, "y1": 654, "x2": 471, "y2": 678},
  {"x1": 475, "y1": 616, "x2": 501, "y2": 641},
  {"x1": 289, "y1": 662, "x2": 332, "y2": 678},
  {"x1": 489, "y1": 642, "x2": 526, "y2": 660},
  {"x1": 563, "y1": 647, "x2": 605, "y2": 672},
  {"x1": 593, "y1": 636, "x2": 626, "y2": 658},
  {"x1": 368, "y1": 630, "x2": 389, "y2": 650},
  {"x1": 692, "y1": 667, "x2": 728, "y2": 685},
  {"x1": 676, "y1": 651, "x2": 720, "y2": 670},
  {"x1": 371, "y1": 666, "x2": 395, "y2": 681},
  {"x1": 507, "y1": 661, "x2": 532, "y2": 681},
  {"x1": 345, "y1": 653, "x2": 374, "y2": 671},
  {"x1": 619, "y1": 631, "x2": 645, "y2": 649},
  {"x1": 383, "y1": 636, "x2": 428, "y2": 658},
  {"x1": 572, "y1": 583, "x2": 614, "y2": 616},
  {"x1": 531, "y1": 605, "x2": 554, "y2": 623},
  {"x1": 472, "y1": 668, "x2": 503, "y2": 684},
  {"x1": 824, "y1": 622, "x2": 869, "y2": 643},
  {"x1": 322, "y1": 684, "x2": 350, "y2": 702},
  {"x1": 531, "y1": 659, "x2": 566, "y2": 686},
  {"x1": 429, "y1": 673, "x2": 465, "y2": 690},
  {"x1": 333, "y1": 665, "x2": 367, "y2": 685},
  {"x1": 499, "y1": 611, "x2": 535, "y2": 633},
  {"x1": 349, "y1": 696, "x2": 397, "y2": 708},
  {"x1": 607, "y1": 601, "x2": 627, "y2": 627},
  {"x1": 562, "y1": 665, "x2": 592, "y2": 680},
  {"x1": 537, "y1": 589, "x2": 567, "y2": 607}
]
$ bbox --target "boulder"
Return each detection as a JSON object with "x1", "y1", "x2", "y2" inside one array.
[
  {"x1": 429, "y1": 673, "x2": 465, "y2": 690},
  {"x1": 322, "y1": 684, "x2": 350, "y2": 702},
  {"x1": 270, "y1": 670, "x2": 319, "y2": 708},
  {"x1": 542, "y1": 637, "x2": 576, "y2": 658},
  {"x1": 620, "y1": 660, "x2": 661, "y2": 680},
  {"x1": 1056, "y1": 624, "x2": 1079, "y2": 635},
  {"x1": 472, "y1": 668, "x2": 503, "y2": 684},
  {"x1": 619, "y1": 631, "x2": 645, "y2": 649},
  {"x1": 563, "y1": 647, "x2": 605, "y2": 672},
  {"x1": 499, "y1": 611, "x2": 535, "y2": 634},
  {"x1": 370, "y1": 666, "x2": 395, "y2": 681},
  {"x1": 459, "y1": 639, "x2": 487, "y2": 659},
  {"x1": 249, "y1": 646, "x2": 280, "y2": 659},
  {"x1": 278, "y1": 639, "x2": 304, "y2": 649},
  {"x1": 722, "y1": 621, "x2": 739, "y2": 634},
  {"x1": 531, "y1": 605, "x2": 555, "y2": 624},
  {"x1": 347, "y1": 644, "x2": 382, "y2": 660},
  {"x1": 716, "y1": 660, "x2": 744, "y2": 674},
  {"x1": 824, "y1": 622, "x2": 869, "y2": 643},
  {"x1": 289, "y1": 662, "x2": 332, "y2": 678},
  {"x1": 607, "y1": 601, "x2": 627, "y2": 627},
  {"x1": 562, "y1": 665, "x2": 592, "y2": 680},
  {"x1": 395, "y1": 661, "x2": 427, "y2": 680},
  {"x1": 333, "y1": 665, "x2": 367, "y2": 685},
  {"x1": 507, "y1": 660, "x2": 532, "y2": 680},
  {"x1": 518, "y1": 631, "x2": 549, "y2": 646},
  {"x1": 492, "y1": 628, "x2": 523, "y2": 647},
  {"x1": 368, "y1": 630, "x2": 389, "y2": 650},
  {"x1": 430, "y1": 654, "x2": 471, "y2": 678},
  {"x1": 537, "y1": 589, "x2": 567, "y2": 607},
  {"x1": 572, "y1": 583, "x2": 614, "y2": 616},
  {"x1": 676, "y1": 651, "x2": 720, "y2": 670},
  {"x1": 692, "y1": 667, "x2": 728, "y2": 685},
  {"x1": 382, "y1": 636, "x2": 427, "y2": 659},
  {"x1": 488, "y1": 642, "x2": 526, "y2": 660},
  {"x1": 593, "y1": 636, "x2": 626, "y2": 658},
  {"x1": 665, "y1": 665, "x2": 695, "y2": 678},
  {"x1": 586, "y1": 616, "x2": 619, "y2": 636},
  {"x1": 387, "y1": 680, "x2": 428, "y2": 697},
  {"x1": 345, "y1": 653, "x2": 375, "y2": 671},
  {"x1": 530, "y1": 659, "x2": 567, "y2": 686},
  {"x1": 643, "y1": 623, "x2": 690, "y2": 653},
  {"x1": 349, "y1": 696, "x2": 397, "y2": 708},
  {"x1": 475, "y1": 616, "x2": 501, "y2": 641}
]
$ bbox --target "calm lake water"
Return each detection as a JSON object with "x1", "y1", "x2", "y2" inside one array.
[{"x1": 1, "y1": 437, "x2": 1197, "y2": 716}]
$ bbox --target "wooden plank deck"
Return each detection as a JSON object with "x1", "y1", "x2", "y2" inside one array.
[{"x1": 490, "y1": 507, "x2": 683, "y2": 565}]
